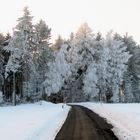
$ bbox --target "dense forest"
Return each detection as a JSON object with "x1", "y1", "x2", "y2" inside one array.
[{"x1": 0, "y1": 7, "x2": 140, "y2": 105}]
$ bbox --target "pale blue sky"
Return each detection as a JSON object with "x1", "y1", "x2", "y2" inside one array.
[{"x1": 0, "y1": 0, "x2": 140, "y2": 43}]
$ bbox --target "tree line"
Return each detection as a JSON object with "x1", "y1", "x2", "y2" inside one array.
[{"x1": 0, "y1": 7, "x2": 140, "y2": 105}]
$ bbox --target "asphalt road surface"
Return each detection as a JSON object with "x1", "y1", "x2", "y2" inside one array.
[{"x1": 55, "y1": 105, "x2": 118, "y2": 140}]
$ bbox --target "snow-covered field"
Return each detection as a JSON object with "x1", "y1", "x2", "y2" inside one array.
[
  {"x1": 0, "y1": 101, "x2": 70, "y2": 140},
  {"x1": 79, "y1": 102, "x2": 140, "y2": 140}
]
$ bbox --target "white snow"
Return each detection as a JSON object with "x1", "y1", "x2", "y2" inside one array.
[
  {"x1": 0, "y1": 101, "x2": 70, "y2": 140},
  {"x1": 78, "y1": 102, "x2": 140, "y2": 140}
]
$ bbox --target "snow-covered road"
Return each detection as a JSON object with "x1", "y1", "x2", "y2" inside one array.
[{"x1": 0, "y1": 101, "x2": 70, "y2": 140}]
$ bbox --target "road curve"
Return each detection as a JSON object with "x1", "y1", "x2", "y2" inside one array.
[{"x1": 55, "y1": 105, "x2": 118, "y2": 140}]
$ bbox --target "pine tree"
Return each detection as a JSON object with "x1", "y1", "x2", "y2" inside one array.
[
  {"x1": 0, "y1": 42, "x2": 4, "y2": 93},
  {"x1": 123, "y1": 34, "x2": 140, "y2": 102},
  {"x1": 102, "y1": 32, "x2": 131, "y2": 102},
  {"x1": 0, "y1": 33, "x2": 5, "y2": 45},
  {"x1": 5, "y1": 7, "x2": 36, "y2": 104},
  {"x1": 35, "y1": 19, "x2": 51, "y2": 46},
  {"x1": 95, "y1": 32, "x2": 102, "y2": 41},
  {"x1": 34, "y1": 19, "x2": 52, "y2": 99},
  {"x1": 53, "y1": 35, "x2": 64, "y2": 51}
]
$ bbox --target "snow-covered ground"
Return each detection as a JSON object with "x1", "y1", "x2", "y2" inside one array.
[
  {"x1": 79, "y1": 102, "x2": 140, "y2": 140},
  {"x1": 0, "y1": 101, "x2": 70, "y2": 140}
]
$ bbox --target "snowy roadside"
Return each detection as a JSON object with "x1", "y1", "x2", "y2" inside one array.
[
  {"x1": 77, "y1": 102, "x2": 140, "y2": 140},
  {"x1": 0, "y1": 101, "x2": 70, "y2": 140}
]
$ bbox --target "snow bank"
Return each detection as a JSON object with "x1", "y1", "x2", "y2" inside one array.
[
  {"x1": 78, "y1": 102, "x2": 140, "y2": 140},
  {"x1": 0, "y1": 101, "x2": 70, "y2": 140}
]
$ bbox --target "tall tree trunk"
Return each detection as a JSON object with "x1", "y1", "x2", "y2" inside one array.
[{"x1": 12, "y1": 73, "x2": 16, "y2": 106}]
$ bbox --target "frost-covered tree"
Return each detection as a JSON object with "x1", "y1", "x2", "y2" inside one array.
[
  {"x1": 35, "y1": 19, "x2": 51, "y2": 47},
  {"x1": 69, "y1": 23, "x2": 94, "y2": 72},
  {"x1": 96, "y1": 41, "x2": 109, "y2": 102},
  {"x1": 65, "y1": 23, "x2": 95, "y2": 102},
  {"x1": 4, "y1": 7, "x2": 53, "y2": 103},
  {"x1": 0, "y1": 33, "x2": 5, "y2": 45},
  {"x1": 101, "y1": 32, "x2": 131, "y2": 102},
  {"x1": 0, "y1": 33, "x2": 5, "y2": 70},
  {"x1": 0, "y1": 44, "x2": 4, "y2": 93},
  {"x1": 83, "y1": 62, "x2": 99, "y2": 101},
  {"x1": 34, "y1": 19, "x2": 52, "y2": 98},
  {"x1": 5, "y1": 47, "x2": 22, "y2": 105},
  {"x1": 75, "y1": 22, "x2": 93, "y2": 39},
  {"x1": 123, "y1": 34, "x2": 140, "y2": 102},
  {"x1": 4, "y1": 32, "x2": 23, "y2": 105},
  {"x1": 4, "y1": 7, "x2": 37, "y2": 104},
  {"x1": 44, "y1": 44, "x2": 71, "y2": 96},
  {"x1": 82, "y1": 32, "x2": 131, "y2": 102},
  {"x1": 0, "y1": 33, "x2": 11, "y2": 101}
]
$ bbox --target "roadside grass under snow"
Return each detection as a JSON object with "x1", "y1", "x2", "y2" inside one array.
[
  {"x1": 0, "y1": 101, "x2": 70, "y2": 140},
  {"x1": 78, "y1": 102, "x2": 140, "y2": 140}
]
